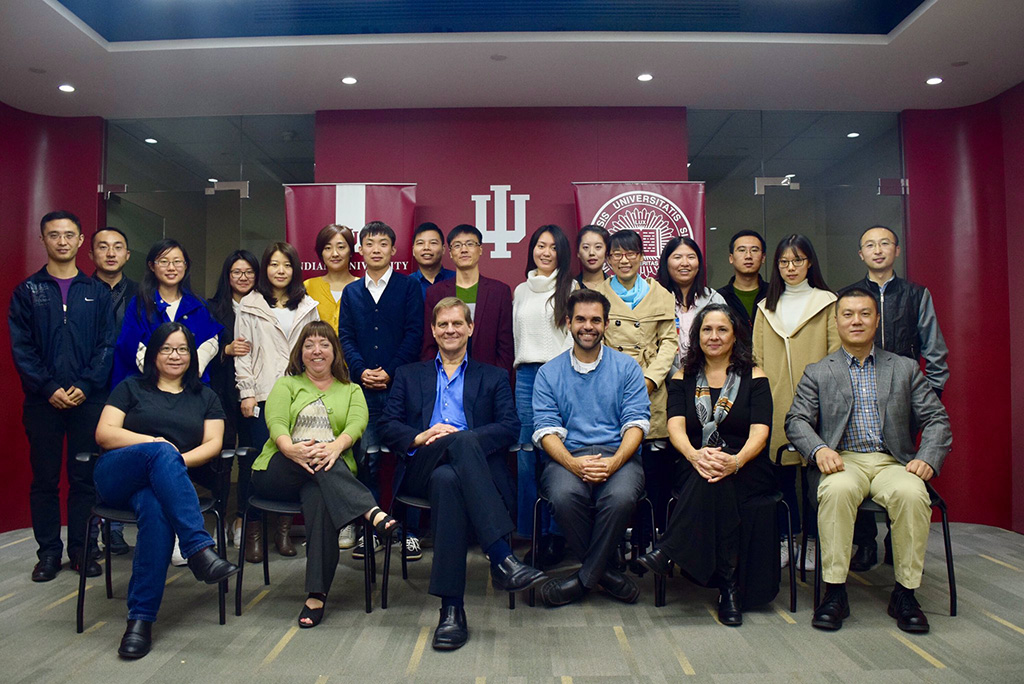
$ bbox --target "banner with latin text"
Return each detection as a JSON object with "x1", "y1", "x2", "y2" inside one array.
[
  {"x1": 572, "y1": 182, "x2": 705, "y2": 278},
  {"x1": 284, "y1": 183, "x2": 417, "y2": 274}
]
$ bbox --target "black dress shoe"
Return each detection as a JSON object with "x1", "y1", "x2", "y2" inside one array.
[
  {"x1": 718, "y1": 585, "x2": 743, "y2": 626},
  {"x1": 636, "y1": 548, "x2": 673, "y2": 576},
  {"x1": 542, "y1": 535, "x2": 566, "y2": 566},
  {"x1": 118, "y1": 619, "x2": 152, "y2": 659},
  {"x1": 850, "y1": 544, "x2": 878, "y2": 572},
  {"x1": 432, "y1": 606, "x2": 468, "y2": 651},
  {"x1": 812, "y1": 584, "x2": 850, "y2": 631},
  {"x1": 31, "y1": 556, "x2": 61, "y2": 582},
  {"x1": 541, "y1": 574, "x2": 588, "y2": 607},
  {"x1": 186, "y1": 546, "x2": 240, "y2": 584},
  {"x1": 70, "y1": 553, "x2": 102, "y2": 578},
  {"x1": 888, "y1": 586, "x2": 929, "y2": 633},
  {"x1": 599, "y1": 568, "x2": 640, "y2": 604},
  {"x1": 490, "y1": 554, "x2": 547, "y2": 592}
]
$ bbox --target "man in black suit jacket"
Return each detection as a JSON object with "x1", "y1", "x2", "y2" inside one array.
[{"x1": 380, "y1": 296, "x2": 546, "y2": 651}]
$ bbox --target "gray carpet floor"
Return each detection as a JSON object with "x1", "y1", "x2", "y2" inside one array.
[{"x1": 1, "y1": 521, "x2": 1023, "y2": 683}]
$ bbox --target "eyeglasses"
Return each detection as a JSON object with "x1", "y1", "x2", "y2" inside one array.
[
  {"x1": 155, "y1": 259, "x2": 186, "y2": 268},
  {"x1": 861, "y1": 240, "x2": 895, "y2": 251},
  {"x1": 733, "y1": 247, "x2": 762, "y2": 255},
  {"x1": 609, "y1": 250, "x2": 642, "y2": 262},
  {"x1": 230, "y1": 269, "x2": 255, "y2": 279},
  {"x1": 158, "y1": 346, "x2": 190, "y2": 357},
  {"x1": 778, "y1": 258, "x2": 808, "y2": 268},
  {"x1": 450, "y1": 241, "x2": 481, "y2": 251}
]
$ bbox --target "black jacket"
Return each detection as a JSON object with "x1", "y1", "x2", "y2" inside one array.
[
  {"x1": 840, "y1": 275, "x2": 949, "y2": 392},
  {"x1": 717, "y1": 275, "x2": 768, "y2": 331},
  {"x1": 9, "y1": 267, "x2": 115, "y2": 403}
]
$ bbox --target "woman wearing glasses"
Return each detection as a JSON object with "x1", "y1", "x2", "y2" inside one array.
[
  {"x1": 207, "y1": 250, "x2": 260, "y2": 547},
  {"x1": 113, "y1": 239, "x2": 222, "y2": 388},
  {"x1": 752, "y1": 234, "x2": 839, "y2": 572},
  {"x1": 304, "y1": 224, "x2": 358, "y2": 333}
]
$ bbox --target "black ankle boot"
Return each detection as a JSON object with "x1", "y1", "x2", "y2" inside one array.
[
  {"x1": 716, "y1": 564, "x2": 742, "y2": 626},
  {"x1": 187, "y1": 546, "x2": 240, "y2": 584},
  {"x1": 118, "y1": 619, "x2": 152, "y2": 659}
]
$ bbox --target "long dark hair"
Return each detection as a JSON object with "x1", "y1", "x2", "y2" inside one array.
[
  {"x1": 681, "y1": 304, "x2": 755, "y2": 377},
  {"x1": 140, "y1": 322, "x2": 202, "y2": 393},
  {"x1": 209, "y1": 250, "x2": 259, "y2": 323},
  {"x1": 286, "y1": 321, "x2": 350, "y2": 383},
  {"x1": 138, "y1": 239, "x2": 194, "y2": 319},
  {"x1": 256, "y1": 242, "x2": 306, "y2": 310},
  {"x1": 764, "y1": 234, "x2": 830, "y2": 311},
  {"x1": 657, "y1": 236, "x2": 710, "y2": 310},
  {"x1": 525, "y1": 225, "x2": 574, "y2": 329}
]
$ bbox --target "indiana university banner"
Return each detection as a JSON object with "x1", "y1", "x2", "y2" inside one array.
[
  {"x1": 284, "y1": 183, "x2": 417, "y2": 275},
  {"x1": 572, "y1": 182, "x2": 705, "y2": 278}
]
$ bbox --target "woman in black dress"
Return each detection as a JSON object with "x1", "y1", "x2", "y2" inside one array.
[{"x1": 637, "y1": 303, "x2": 777, "y2": 626}]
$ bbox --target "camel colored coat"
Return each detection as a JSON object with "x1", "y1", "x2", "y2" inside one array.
[
  {"x1": 596, "y1": 278, "x2": 676, "y2": 439},
  {"x1": 753, "y1": 289, "x2": 840, "y2": 464}
]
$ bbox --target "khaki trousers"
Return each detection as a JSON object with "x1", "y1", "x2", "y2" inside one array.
[{"x1": 817, "y1": 451, "x2": 930, "y2": 588}]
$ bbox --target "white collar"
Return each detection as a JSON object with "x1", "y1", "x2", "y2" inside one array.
[
  {"x1": 365, "y1": 265, "x2": 394, "y2": 288},
  {"x1": 570, "y1": 345, "x2": 604, "y2": 374}
]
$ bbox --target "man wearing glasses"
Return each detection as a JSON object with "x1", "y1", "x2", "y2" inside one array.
[
  {"x1": 840, "y1": 225, "x2": 949, "y2": 573},
  {"x1": 422, "y1": 224, "x2": 514, "y2": 378},
  {"x1": 718, "y1": 230, "x2": 768, "y2": 330}
]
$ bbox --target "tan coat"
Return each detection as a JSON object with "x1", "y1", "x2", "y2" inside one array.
[
  {"x1": 596, "y1": 278, "x2": 676, "y2": 439},
  {"x1": 753, "y1": 289, "x2": 840, "y2": 464}
]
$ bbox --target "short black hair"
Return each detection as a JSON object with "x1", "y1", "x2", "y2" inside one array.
[
  {"x1": 447, "y1": 224, "x2": 482, "y2": 245},
  {"x1": 567, "y1": 289, "x2": 610, "y2": 321},
  {"x1": 360, "y1": 221, "x2": 396, "y2": 245},
  {"x1": 608, "y1": 229, "x2": 643, "y2": 254},
  {"x1": 91, "y1": 226, "x2": 129, "y2": 250},
  {"x1": 860, "y1": 224, "x2": 900, "y2": 247},
  {"x1": 413, "y1": 222, "x2": 444, "y2": 241},
  {"x1": 728, "y1": 229, "x2": 765, "y2": 253},
  {"x1": 40, "y1": 210, "x2": 81, "y2": 235},
  {"x1": 836, "y1": 286, "x2": 879, "y2": 314}
]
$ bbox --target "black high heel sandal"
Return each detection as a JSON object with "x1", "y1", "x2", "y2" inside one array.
[
  {"x1": 368, "y1": 506, "x2": 397, "y2": 539},
  {"x1": 298, "y1": 593, "x2": 327, "y2": 628}
]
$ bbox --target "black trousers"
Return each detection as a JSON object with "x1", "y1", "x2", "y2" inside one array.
[
  {"x1": 402, "y1": 432, "x2": 516, "y2": 599},
  {"x1": 251, "y1": 455, "x2": 377, "y2": 595},
  {"x1": 22, "y1": 400, "x2": 101, "y2": 561}
]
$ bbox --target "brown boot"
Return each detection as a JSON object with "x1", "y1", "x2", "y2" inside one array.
[
  {"x1": 275, "y1": 515, "x2": 297, "y2": 557},
  {"x1": 244, "y1": 520, "x2": 264, "y2": 564}
]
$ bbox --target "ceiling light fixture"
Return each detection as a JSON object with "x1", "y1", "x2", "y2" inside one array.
[
  {"x1": 208, "y1": 178, "x2": 218, "y2": 183},
  {"x1": 144, "y1": 138, "x2": 158, "y2": 144},
  {"x1": 847, "y1": 132, "x2": 860, "y2": 138},
  {"x1": 58, "y1": 84, "x2": 75, "y2": 93},
  {"x1": 637, "y1": 73, "x2": 653, "y2": 82},
  {"x1": 341, "y1": 76, "x2": 357, "y2": 85},
  {"x1": 926, "y1": 77, "x2": 943, "y2": 85}
]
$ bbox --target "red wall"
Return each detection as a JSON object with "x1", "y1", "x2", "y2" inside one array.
[
  {"x1": 315, "y1": 107, "x2": 688, "y2": 285},
  {"x1": 0, "y1": 100, "x2": 104, "y2": 533},
  {"x1": 902, "y1": 97, "x2": 1013, "y2": 528}
]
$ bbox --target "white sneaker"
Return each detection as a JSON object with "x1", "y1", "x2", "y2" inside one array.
[
  {"x1": 170, "y1": 537, "x2": 187, "y2": 566},
  {"x1": 231, "y1": 519, "x2": 242, "y2": 548},
  {"x1": 338, "y1": 524, "x2": 358, "y2": 549},
  {"x1": 780, "y1": 538, "x2": 791, "y2": 568},
  {"x1": 800, "y1": 539, "x2": 817, "y2": 572}
]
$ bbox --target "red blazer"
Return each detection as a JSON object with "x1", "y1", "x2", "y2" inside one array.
[{"x1": 422, "y1": 275, "x2": 514, "y2": 378}]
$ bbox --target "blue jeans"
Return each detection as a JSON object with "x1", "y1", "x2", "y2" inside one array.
[
  {"x1": 93, "y1": 442, "x2": 215, "y2": 622},
  {"x1": 514, "y1": 364, "x2": 560, "y2": 538}
]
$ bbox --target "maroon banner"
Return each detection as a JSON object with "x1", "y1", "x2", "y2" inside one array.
[
  {"x1": 284, "y1": 183, "x2": 417, "y2": 274},
  {"x1": 573, "y1": 182, "x2": 705, "y2": 278}
]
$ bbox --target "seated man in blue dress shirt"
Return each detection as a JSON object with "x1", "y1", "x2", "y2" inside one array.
[{"x1": 380, "y1": 297, "x2": 546, "y2": 651}]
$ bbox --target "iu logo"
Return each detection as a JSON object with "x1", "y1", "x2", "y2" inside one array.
[
  {"x1": 592, "y1": 191, "x2": 694, "y2": 278},
  {"x1": 471, "y1": 185, "x2": 530, "y2": 259}
]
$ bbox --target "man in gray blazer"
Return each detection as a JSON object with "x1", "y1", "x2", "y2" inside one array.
[{"x1": 786, "y1": 287, "x2": 951, "y2": 634}]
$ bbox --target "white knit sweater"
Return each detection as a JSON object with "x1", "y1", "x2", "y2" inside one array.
[{"x1": 512, "y1": 269, "x2": 576, "y2": 367}]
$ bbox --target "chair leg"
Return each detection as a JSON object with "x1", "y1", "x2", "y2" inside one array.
[
  {"x1": 381, "y1": 520, "x2": 391, "y2": 611},
  {"x1": 529, "y1": 497, "x2": 543, "y2": 607},
  {"x1": 235, "y1": 507, "x2": 249, "y2": 616},
  {"x1": 210, "y1": 508, "x2": 226, "y2": 625},
  {"x1": 261, "y1": 514, "x2": 270, "y2": 586},
  {"x1": 507, "y1": 534, "x2": 515, "y2": 610},
  {"x1": 77, "y1": 514, "x2": 96, "y2": 633},
  {"x1": 363, "y1": 517, "x2": 373, "y2": 614},
  {"x1": 813, "y1": 539, "x2": 822, "y2": 609},
  {"x1": 780, "y1": 500, "x2": 797, "y2": 613},
  {"x1": 939, "y1": 503, "x2": 957, "y2": 616},
  {"x1": 103, "y1": 519, "x2": 114, "y2": 599},
  {"x1": 400, "y1": 502, "x2": 409, "y2": 581}
]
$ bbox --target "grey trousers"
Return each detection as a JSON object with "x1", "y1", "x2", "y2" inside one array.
[{"x1": 540, "y1": 446, "x2": 644, "y2": 588}]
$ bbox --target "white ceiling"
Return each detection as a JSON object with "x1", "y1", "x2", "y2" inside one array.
[{"x1": 3, "y1": 0, "x2": 1022, "y2": 119}]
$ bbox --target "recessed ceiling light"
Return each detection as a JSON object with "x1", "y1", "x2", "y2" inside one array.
[
  {"x1": 208, "y1": 178, "x2": 219, "y2": 183},
  {"x1": 637, "y1": 73, "x2": 653, "y2": 82},
  {"x1": 58, "y1": 84, "x2": 75, "y2": 93},
  {"x1": 341, "y1": 76, "x2": 357, "y2": 85},
  {"x1": 926, "y1": 77, "x2": 943, "y2": 85},
  {"x1": 144, "y1": 138, "x2": 158, "y2": 144},
  {"x1": 847, "y1": 132, "x2": 860, "y2": 138}
]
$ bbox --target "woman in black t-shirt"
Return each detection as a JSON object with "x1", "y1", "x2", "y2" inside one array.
[
  {"x1": 94, "y1": 322, "x2": 240, "y2": 660},
  {"x1": 637, "y1": 304, "x2": 777, "y2": 626}
]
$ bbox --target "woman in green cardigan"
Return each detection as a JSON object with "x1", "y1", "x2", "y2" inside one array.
[{"x1": 250, "y1": 321, "x2": 396, "y2": 628}]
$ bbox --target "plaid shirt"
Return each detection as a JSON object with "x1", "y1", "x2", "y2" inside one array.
[{"x1": 836, "y1": 347, "x2": 887, "y2": 453}]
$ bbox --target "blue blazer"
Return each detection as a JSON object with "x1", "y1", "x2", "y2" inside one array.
[{"x1": 378, "y1": 357, "x2": 520, "y2": 495}]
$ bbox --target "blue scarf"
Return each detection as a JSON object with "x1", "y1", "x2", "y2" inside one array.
[{"x1": 610, "y1": 276, "x2": 650, "y2": 310}]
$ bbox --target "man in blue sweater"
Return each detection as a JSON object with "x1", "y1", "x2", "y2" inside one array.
[
  {"x1": 533, "y1": 289, "x2": 650, "y2": 606},
  {"x1": 339, "y1": 221, "x2": 424, "y2": 557}
]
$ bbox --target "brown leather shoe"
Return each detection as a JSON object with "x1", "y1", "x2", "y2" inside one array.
[
  {"x1": 244, "y1": 520, "x2": 264, "y2": 563},
  {"x1": 275, "y1": 515, "x2": 297, "y2": 557}
]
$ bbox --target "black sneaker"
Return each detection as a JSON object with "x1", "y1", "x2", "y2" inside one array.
[
  {"x1": 351, "y1": 534, "x2": 381, "y2": 560},
  {"x1": 104, "y1": 527, "x2": 130, "y2": 555},
  {"x1": 404, "y1": 535, "x2": 423, "y2": 561}
]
